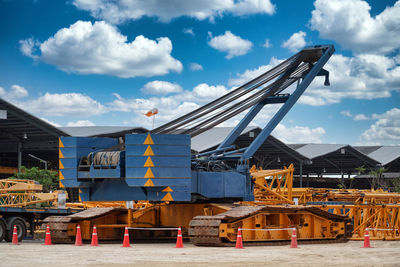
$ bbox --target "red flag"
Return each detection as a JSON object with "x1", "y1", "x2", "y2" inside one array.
[{"x1": 144, "y1": 108, "x2": 158, "y2": 117}]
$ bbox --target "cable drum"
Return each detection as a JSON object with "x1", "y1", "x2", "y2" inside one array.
[{"x1": 93, "y1": 151, "x2": 121, "y2": 168}]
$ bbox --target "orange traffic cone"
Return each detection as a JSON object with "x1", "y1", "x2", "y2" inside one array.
[
  {"x1": 43, "y1": 225, "x2": 52, "y2": 245},
  {"x1": 235, "y1": 228, "x2": 244, "y2": 249},
  {"x1": 121, "y1": 227, "x2": 131, "y2": 247},
  {"x1": 11, "y1": 225, "x2": 19, "y2": 245},
  {"x1": 290, "y1": 228, "x2": 298, "y2": 248},
  {"x1": 362, "y1": 228, "x2": 372, "y2": 248},
  {"x1": 75, "y1": 225, "x2": 83, "y2": 246},
  {"x1": 91, "y1": 225, "x2": 99, "y2": 247},
  {"x1": 175, "y1": 227, "x2": 183, "y2": 248}
]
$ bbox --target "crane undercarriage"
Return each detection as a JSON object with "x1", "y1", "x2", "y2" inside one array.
[{"x1": 44, "y1": 202, "x2": 352, "y2": 245}]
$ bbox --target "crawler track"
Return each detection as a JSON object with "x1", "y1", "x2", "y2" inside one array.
[
  {"x1": 189, "y1": 205, "x2": 352, "y2": 246},
  {"x1": 43, "y1": 208, "x2": 120, "y2": 243},
  {"x1": 43, "y1": 216, "x2": 73, "y2": 243}
]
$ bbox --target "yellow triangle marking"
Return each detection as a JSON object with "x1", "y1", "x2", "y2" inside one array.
[
  {"x1": 59, "y1": 138, "x2": 64, "y2": 148},
  {"x1": 59, "y1": 149, "x2": 64, "y2": 159},
  {"x1": 59, "y1": 170, "x2": 64, "y2": 188},
  {"x1": 162, "y1": 186, "x2": 173, "y2": 192},
  {"x1": 144, "y1": 146, "x2": 154, "y2": 156},
  {"x1": 162, "y1": 192, "x2": 174, "y2": 201},
  {"x1": 144, "y1": 168, "x2": 155, "y2": 178},
  {"x1": 144, "y1": 134, "x2": 154, "y2": 145},
  {"x1": 144, "y1": 179, "x2": 154, "y2": 187},
  {"x1": 144, "y1": 157, "x2": 154, "y2": 167},
  {"x1": 59, "y1": 160, "x2": 64, "y2": 169}
]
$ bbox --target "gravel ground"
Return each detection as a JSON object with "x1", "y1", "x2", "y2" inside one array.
[{"x1": 0, "y1": 240, "x2": 399, "y2": 267}]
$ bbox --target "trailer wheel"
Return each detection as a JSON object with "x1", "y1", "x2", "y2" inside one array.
[
  {"x1": 4, "y1": 218, "x2": 27, "y2": 242},
  {"x1": 0, "y1": 220, "x2": 6, "y2": 242}
]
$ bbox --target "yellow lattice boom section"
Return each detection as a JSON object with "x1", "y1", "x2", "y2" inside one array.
[
  {"x1": 0, "y1": 179, "x2": 43, "y2": 193},
  {"x1": 250, "y1": 164, "x2": 294, "y2": 204},
  {"x1": 250, "y1": 164, "x2": 400, "y2": 240},
  {"x1": 66, "y1": 200, "x2": 152, "y2": 209},
  {"x1": 0, "y1": 179, "x2": 64, "y2": 207}
]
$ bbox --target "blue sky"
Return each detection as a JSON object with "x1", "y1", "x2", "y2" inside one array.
[{"x1": 0, "y1": 0, "x2": 399, "y2": 145}]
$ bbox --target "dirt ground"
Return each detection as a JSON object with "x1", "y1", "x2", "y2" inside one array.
[{"x1": 0, "y1": 240, "x2": 399, "y2": 267}]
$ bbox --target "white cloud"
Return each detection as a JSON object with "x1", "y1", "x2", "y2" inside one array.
[
  {"x1": 20, "y1": 20, "x2": 182, "y2": 78},
  {"x1": 353, "y1": 114, "x2": 369, "y2": 121},
  {"x1": 108, "y1": 82, "x2": 230, "y2": 127},
  {"x1": 129, "y1": 101, "x2": 200, "y2": 129},
  {"x1": 192, "y1": 83, "x2": 228, "y2": 99},
  {"x1": 228, "y1": 57, "x2": 282, "y2": 86},
  {"x1": 67, "y1": 120, "x2": 96, "y2": 127},
  {"x1": 340, "y1": 110, "x2": 352, "y2": 118},
  {"x1": 310, "y1": 0, "x2": 400, "y2": 54},
  {"x1": 228, "y1": 50, "x2": 399, "y2": 107},
  {"x1": 190, "y1": 63, "x2": 203, "y2": 71},
  {"x1": 40, "y1": 117, "x2": 62, "y2": 127},
  {"x1": 299, "y1": 53, "x2": 400, "y2": 106},
  {"x1": 10, "y1": 85, "x2": 29, "y2": 98},
  {"x1": 360, "y1": 108, "x2": 400, "y2": 144},
  {"x1": 272, "y1": 124, "x2": 326, "y2": 143},
  {"x1": 227, "y1": 0, "x2": 275, "y2": 16},
  {"x1": 263, "y1": 39, "x2": 271, "y2": 48},
  {"x1": 109, "y1": 93, "x2": 199, "y2": 128},
  {"x1": 110, "y1": 93, "x2": 183, "y2": 113},
  {"x1": 208, "y1": 31, "x2": 253, "y2": 59},
  {"x1": 141, "y1": 81, "x2": 183, "y2": 95},
  {"x1": 340, "y1": 110, "x2": 370, "y2": 121},
  {"x1": 72, "y1": 0, "x2": 275, "y2": 24},
  {"x1": 23, "y1": 92, "x2": 107, "y2": 117},
  {"x1": 19, "y1": 38, "x2": 40, "y2": 60},
  {"x1": 183, "y1": 28, "x2": 195, "y2": 36},
  {"x1": 0, "y1": 85, "x2": 29, "y2": 100},
  {"x1": 281, "y1": 31, "x2": 306, "y2": 52}
]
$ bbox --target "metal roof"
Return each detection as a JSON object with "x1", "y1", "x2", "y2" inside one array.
[
  {"x1": 191, "y1": 126, "x2": 310, "y2": 171},
  {"x1": 288, "y1": 144, "x2": 380, "y2": 166},
  {"x1": 355, "y1": 146, "x2": 400, "y2": 166},
  {"x1": 0, "y1": 98, "x2": 68, "y2": 143},
  {"x1": 353, "y1": 146, "x2": 381, "y2": 155},
  {"x1": 286, "y1": 144, "x2": 380, "y2": 175},
  {"x1": 191, "y1": 126, "x2": 258, "y2": 152},
  {"x1": 0, "y1": 98, "x2": 69, "y2": 171},
  {"x1": 59, "y1": 126, "x2": 148, "y2": 137},
  {"x1": 234, "y1": 128, "x2": 310, "y2": 164},
  {"x1": 290, "y1": 144, "x2": 347, "y2": 159}
]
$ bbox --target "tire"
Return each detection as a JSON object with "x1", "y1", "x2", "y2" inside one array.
[
  {"x1": 4, "y1": 218, "x2": 27, "y2": 242},
  {"x1": 0, "y1": 220, "x2": 6, "y2": 242}
]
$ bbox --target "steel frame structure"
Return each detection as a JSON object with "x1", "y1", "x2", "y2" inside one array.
[
  {"x1": 153, "y1": 45, "x2": 335, "y2": 174},
  {"x1": 250, "y1": 168, "x2": 400, "y2": 240}
]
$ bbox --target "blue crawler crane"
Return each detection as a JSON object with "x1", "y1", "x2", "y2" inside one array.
[{"x1": 48, "y1": 45, "x2": 352, "y2": 245}]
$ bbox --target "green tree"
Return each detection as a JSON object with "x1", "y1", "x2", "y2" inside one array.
[
  {"x1": 369, "y1": 167, "x2": 388, "y2": 190},
  {"x1": 347, "y1": 165, "x2": 367, "y2": 189},
  {"x1": 10, "y1": 166, "x2": 59, "y2": 192},
  {"x1": 355, "y1": 165, "x2": 366, "y2": 175},
  {"x1": 392, "y1": 177, "x2": 400, "y2": 192}
]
